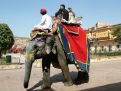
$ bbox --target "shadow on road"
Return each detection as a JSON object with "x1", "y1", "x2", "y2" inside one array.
[
  {"x1": 27, "y1": 88, "x2": 55, "y2": 91},
  {"x1": 27, "y1": 71, "x2": 77, "y2": 91},
  {"x1": 80, "y1": 82, "x2": 121, "y2": 91}
]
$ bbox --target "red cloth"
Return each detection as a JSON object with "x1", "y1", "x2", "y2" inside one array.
[{"x1": 62, "y1": 24, "x2": 88, "y2": 64}]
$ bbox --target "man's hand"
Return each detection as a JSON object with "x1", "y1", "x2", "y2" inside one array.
[
  {"x1": 32, "y1": 28, "x2": 48, "y2": 34},
  {"x1": 32, "y1": 28, "x2": 39, "y2": 33},
  {"x1": 47, "y1": 32, "x2": 53, "y2": 36}
]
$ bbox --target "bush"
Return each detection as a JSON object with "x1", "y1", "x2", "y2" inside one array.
[{"x1": 94, "y1": 51, "x2": 121, "y2": 56}]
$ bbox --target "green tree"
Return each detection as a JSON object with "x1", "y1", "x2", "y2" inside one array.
[
  {"x1": 112, "y1": 28, "x2": 121, "y2": 44},
  {"x1": 0, "y1": 23, "x2": 14, "y2": 59}
]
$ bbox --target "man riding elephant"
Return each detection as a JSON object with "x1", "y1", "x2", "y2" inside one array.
[
  {"x1": 24, "y1": 9, "x2": 73, "y2": 89},
  {"x1": 55, "y1": 4, "x2": 69, "y2": 21},
  {"x1": 32, "y1": 9, "x2": 54, "y2": 54}
]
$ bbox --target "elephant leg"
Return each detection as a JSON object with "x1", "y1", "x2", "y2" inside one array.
[
  {"x1": 41, "y1": 55, "x2": 52, "y2": 89},
  {"x1": 74, "y1": 71, "x2": 89, "y2": 85},
  {"x1": 24, "y1": 41, "x2": 37, "y2": 88},
  {"x1": 55, "y1": 36, "x2": 73, "y2": 86},
  {"x1": 57, "y1": 53, "x2": 73, "y2": 86}
]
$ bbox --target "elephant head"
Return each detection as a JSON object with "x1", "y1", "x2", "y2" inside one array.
[
  {"x1": 23, "y1": 35, "x2": 55, "y2": 88},
  {"x1": 23, "y1": 34, "x2": 73, "y2": 89}
]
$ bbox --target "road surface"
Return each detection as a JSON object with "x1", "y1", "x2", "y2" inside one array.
[{"x1": 0, "y1": 60, "x2": 121, "y2": 91}]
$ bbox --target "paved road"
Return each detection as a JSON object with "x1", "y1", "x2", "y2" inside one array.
[{"x1": 0, "y1": 60, "x2": 121, "y2": 91}]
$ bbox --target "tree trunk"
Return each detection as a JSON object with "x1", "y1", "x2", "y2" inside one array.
[{"x1": 0, "y1": 50, "x2": 2, "y2": 64}]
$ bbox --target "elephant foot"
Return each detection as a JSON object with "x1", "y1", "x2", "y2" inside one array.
[
  {"x1": 74, "y1": 78, "x2": 89, "y2": 85},
  {"x1": 74, "y1": 71, "x2": 89, "y2": 85},
  {"x1": 41, "y1": 70, "x2": 52, "y2": 89},
  {"x1": 64, "y1": 81, "x2": 73, "y2": 86},
  {"x1": 41, "y1": 82, "x2": 52, "y2": 89},
  {"x1": 24, "y1": 82, "x2": 28, "y2": 88}
]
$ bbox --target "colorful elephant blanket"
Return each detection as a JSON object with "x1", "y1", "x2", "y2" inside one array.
[{"x1": 58, "y1": 23, "x2": 90, "y2": 72}]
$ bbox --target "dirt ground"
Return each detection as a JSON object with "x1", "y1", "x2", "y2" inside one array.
[{"x1": 0, "y1": 60, "x2": 121, "y2": 91}]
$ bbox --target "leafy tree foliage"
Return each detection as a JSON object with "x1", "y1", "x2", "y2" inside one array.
[
  {"x1": 0, "y1": 23, "x2": 14, "y2": 57},
  {"x1": 112, "y1": 28, "x2": 121, "y2": 44}
]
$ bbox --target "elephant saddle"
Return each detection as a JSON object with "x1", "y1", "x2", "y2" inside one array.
[{"x1": 57, "y1": 22, "x2": 90, "y2": 72}]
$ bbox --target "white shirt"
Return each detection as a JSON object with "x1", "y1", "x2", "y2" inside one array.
[
  {"x1": 68, "y1": 12, "x2": 76, "y2": 23},
  {"x1": 34, "y1": 14, "x2": 53, "y2": 31}
]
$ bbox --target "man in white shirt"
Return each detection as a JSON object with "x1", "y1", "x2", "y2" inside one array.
[
  {"x1": 33, "y1": 9, "x2": 53, "y2": 33},
  {"x1": 31, "y1": 9, "x2": 55, "y2": 55}
]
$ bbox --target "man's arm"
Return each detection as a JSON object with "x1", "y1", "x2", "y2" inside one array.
[
  {"x1": 34, "y1": 16, "x2": 45, "y2": 29},
  {"x1": 48, "y1": 24, "x2": 58, "y2": 35},
  {"x1": 39, "y1": 16, "x2": 46, "y2": 25}
]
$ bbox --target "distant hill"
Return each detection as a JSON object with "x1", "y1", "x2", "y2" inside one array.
[{"x1": 14, "y1": 36, "x2": 29, "y2": 47}]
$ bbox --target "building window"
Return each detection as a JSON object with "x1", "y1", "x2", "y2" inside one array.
[
  {"x1": 109, "y1": 45, "x2": 112, "y2": 52},
  {"x1": 101, "y1": 46, "x2": 104, "y2": 51},
  {"x1": 116, "y1": 45, "x2": 120, "y2": 49}
]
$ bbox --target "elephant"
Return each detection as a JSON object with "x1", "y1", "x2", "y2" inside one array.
[
  {"x1": 23, "y1": 26, "x2": 89, "y2": 89},
  {"x1": 23, "y1": 34, "x2": 73, "y2": 89}
]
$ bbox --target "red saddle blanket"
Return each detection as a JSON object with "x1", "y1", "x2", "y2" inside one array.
[{"x1": 58, "y1": 23, "x2": 90, "y2": 72}]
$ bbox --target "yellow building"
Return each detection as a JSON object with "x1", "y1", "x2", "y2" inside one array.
[{"x1": 86, "y1": 22, "x2": 121, "y2": 53}]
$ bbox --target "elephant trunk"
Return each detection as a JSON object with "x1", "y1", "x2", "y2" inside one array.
[{"x1": 24, "y1": 60, "x2": 33, "y2": 88}]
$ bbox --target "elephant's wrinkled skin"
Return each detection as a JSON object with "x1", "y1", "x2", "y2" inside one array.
[{"x1": 23, "y1": 35, "x2": 73, "y2": 89}]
